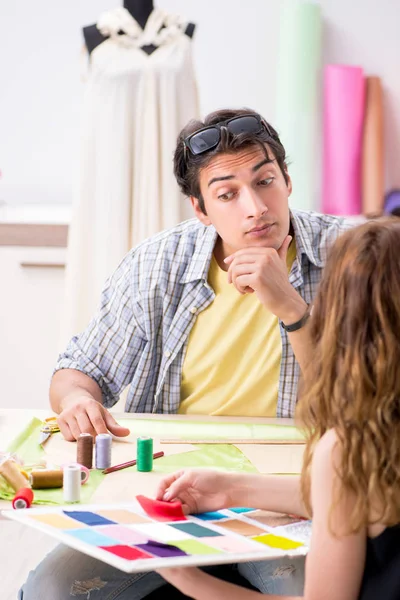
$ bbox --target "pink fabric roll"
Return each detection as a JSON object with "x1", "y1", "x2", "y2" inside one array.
[{"x1": 322, "y1": 65, "x2": 365, "y2": 215}]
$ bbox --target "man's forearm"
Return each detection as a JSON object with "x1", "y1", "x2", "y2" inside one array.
[
  {"x1": 50, "y1": 369, "x2": 103, "y2": 413},
  {"x1": 287, "y1": 321, "x2": 313, "y2": 374},
  {"x1": 278, "y1": 295, "x2": 313, "y2": 374},
  {"x1": 227, "y1": 473, "x2": 308, "y2": 518}
]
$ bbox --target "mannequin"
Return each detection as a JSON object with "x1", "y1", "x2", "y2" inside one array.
[{"x1": 83, "y1": 0, "x2": 195, "y2": 55}]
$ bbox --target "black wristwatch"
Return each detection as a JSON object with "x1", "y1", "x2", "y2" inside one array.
[{"x1": 281, "y1": 304, "x2": 312, "y2": 333}]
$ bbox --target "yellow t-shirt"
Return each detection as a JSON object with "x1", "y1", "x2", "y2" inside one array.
[{"x1": 179, "y1": 242, "x2": 297, "y2": 416}]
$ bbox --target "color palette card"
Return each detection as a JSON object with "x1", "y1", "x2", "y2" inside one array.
[{"x1": 2, "y1": 501, "x2": 310, "y2": 573}]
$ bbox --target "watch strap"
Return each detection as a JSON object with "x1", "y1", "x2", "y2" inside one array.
[{"x1": 281, "y1": 304, "x2": 312, "y2": 333}]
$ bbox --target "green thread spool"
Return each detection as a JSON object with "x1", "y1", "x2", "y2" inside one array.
[{"x1": 137, "y1": 437, "x2": 153, "y2": 472}]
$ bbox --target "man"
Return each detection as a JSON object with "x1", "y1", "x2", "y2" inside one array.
[{"x1": 20, "y1": 108, "x2": 351, "y2": 599}]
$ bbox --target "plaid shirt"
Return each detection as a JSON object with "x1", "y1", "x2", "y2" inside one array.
[{"x1": 56, "y1": 209, "x2": 353, "y2": 417}]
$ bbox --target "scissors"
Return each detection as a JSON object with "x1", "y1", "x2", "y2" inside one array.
[{"x1": 38, "y1": 417, "x2": 60, "y2": 445}]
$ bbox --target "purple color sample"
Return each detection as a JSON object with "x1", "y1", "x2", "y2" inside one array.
[{"x1": 136, "y1": 540, "x2": 188, "y2": 557}]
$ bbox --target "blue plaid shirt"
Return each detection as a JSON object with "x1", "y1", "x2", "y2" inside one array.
[{"x1": 56, "y1": 209, "x2": 353, "y2": 417}]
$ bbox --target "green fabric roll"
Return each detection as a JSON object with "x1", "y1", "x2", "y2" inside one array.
[
  {"x1": 276, "y1": 0, "x2": 322, "y2": 211},
  {"x1": 119, "y1": 419, "x2": 304, "y2": 441}
]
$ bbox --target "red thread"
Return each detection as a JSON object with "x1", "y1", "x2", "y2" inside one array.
[
  {"x1": 12, "y1": 487, "x2": 34, "y2": 509},
  {"x1": 136, "y1": 494, "x2": 187, "y2": 522}
]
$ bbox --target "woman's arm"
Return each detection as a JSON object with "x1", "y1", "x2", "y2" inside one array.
[
  {"x1": 301, "y1": 430, "x2": 366, "y2": 600},
  {"x1": 228, "y1": 473, "x2": 307, "y2": 518},
  {"x1": 157, "y1": 471, "x2": 308, "y2": 519},
  {"x1": 158, "y1": 430, "x2": 367, "y2": 600}
]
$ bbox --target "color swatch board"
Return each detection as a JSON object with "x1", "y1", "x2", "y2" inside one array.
[{"x1": 3, "y1": 501, "x2": 311, "y2": 573}]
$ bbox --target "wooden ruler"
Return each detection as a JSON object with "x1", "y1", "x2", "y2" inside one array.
[{"x1": 160, "y1": 439, "x2": 305, "y2": 445}]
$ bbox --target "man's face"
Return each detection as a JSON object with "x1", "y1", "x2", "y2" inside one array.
[{"x1": 191, "y1": 145, "x2": 292, "y2": 258}]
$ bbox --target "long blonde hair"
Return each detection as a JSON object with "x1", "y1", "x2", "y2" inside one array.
[{"x1": 298, "y1": 218, "x2": 400, "y2": 532}]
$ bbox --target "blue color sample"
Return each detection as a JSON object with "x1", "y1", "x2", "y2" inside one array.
[
  {"x1": 195, "y1": 511, "x2": 227, "y2": 521},
  {"x1": 170, "y1": 522, "x2": 222, "y2": 538},
  {"x1": 229, "y1": 507, "x2": 255, "y2": 514},
  {"x1": 65, "y1": 528, "x2": 119, "y2": 546},
  {"x1": 63, "y1": 510, "x2": 116, "y2": 526}
]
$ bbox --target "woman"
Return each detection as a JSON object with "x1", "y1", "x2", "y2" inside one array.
[{"x1": 155, "y1": 218, "x2": 400, "y2": 600}]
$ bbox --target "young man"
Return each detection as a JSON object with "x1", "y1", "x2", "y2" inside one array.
[{"x1": 19, "y1": 109, "x2": 351, "y2": 599}]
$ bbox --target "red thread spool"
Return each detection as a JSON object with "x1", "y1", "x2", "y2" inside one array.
[{"x1": 12, "y1": 487, "x2": 34, "y2": 509}]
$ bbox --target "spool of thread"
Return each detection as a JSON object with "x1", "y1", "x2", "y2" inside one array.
[
  {"x1": 62, "y1": 463, "x2": 90, "y2": 484},
  {"x1": 77, "y1": 433, "x2": 93, "y2": 469},
  {"x1": 137, "y1": 437, "x2": 154, "y2": 472},
  {"x1": 0, "y1": 458, "x2": 30, "y2": 492},
  {"x1": 12, "y1": 488, "x2": 34, "y2": 509},
  {"x1": 63, "y1": 464, "x2": 81, "y2": 503},
  {"x1": 95, "y1": 433, "x2": 112, "y2": 469},
  {"x1": 77, "y1": 464, "x2": 90, "y2": 484},
  {"x1": 30, "y1": 469, "x2": 63, "y2": 489}
]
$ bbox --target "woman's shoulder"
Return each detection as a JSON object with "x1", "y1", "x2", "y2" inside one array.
[
  {"x1": 313, "y1": 429, "x2": 340, "y2": 461},
  {"x1": 311, "y1": 429, "x2": 344, "y2": 485}
]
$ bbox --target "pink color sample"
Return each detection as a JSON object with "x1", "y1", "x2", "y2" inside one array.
[
  {"x1": 322, "y1": 65, "x2": 365, "y2": 215},
  {"x1": 94, "y1": 525, "x2": 149, "y2": 545},
  {"x1": 201, "y1": 536, "x2": 266, "y2": 553}
]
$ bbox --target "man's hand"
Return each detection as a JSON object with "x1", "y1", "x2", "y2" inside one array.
[
  {"x1": 224, "y1": 235, "x2": 307, "y2": 323},
  {"x1": 57, "y1": 396, "x2": 130, "y2": 441},
  {"x1": 156, "y1": 469, "x2": 234, "y2": 514}
]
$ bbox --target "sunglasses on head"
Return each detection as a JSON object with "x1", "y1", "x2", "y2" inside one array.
[{"x1": 183, "y1": 114, "x2": 273, "y2": 156}]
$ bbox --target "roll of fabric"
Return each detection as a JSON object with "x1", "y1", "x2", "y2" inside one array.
[
  {"x1": 362, "y1": 77, "x2": 384, "y2": 216},
  {"x1": 276, "y1": 0, "x2": 322, "y2": 211},
  {"x1": 322, "y1": 65, "x2": 365, "y2": 215},
  {"x1": 384, "y1": 189, "x2": 400, "y2": 216}
]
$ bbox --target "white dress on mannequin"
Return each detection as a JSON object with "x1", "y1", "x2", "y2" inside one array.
[{"x1": 61, "y1": 7, "x2": 199, "y2": 344}]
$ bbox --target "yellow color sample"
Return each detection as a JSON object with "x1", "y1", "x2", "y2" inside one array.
[
  {"x1": 252, "y1": 533, "x2": 304, "y2": 550},
  {"x1": 30, "y1": 514, "x2": 86, "y2": 529}
]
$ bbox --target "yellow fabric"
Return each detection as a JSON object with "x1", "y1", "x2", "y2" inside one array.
[{"x1": 179, "y1": 242, "x2": 297, "y2": 416}]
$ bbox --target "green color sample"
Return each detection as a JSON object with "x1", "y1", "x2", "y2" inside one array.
[{"x1": 172, "y1": 539, "x2": 223, "y2": 555}]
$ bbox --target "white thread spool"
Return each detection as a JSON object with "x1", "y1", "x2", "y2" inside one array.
[{"x1": 63, "y1": 464, "x2": 81, "y2": 503}]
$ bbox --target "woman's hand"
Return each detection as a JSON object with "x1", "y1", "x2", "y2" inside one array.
[{"x1": 156, "y1": 469, "x2": 235, "y2": 514}]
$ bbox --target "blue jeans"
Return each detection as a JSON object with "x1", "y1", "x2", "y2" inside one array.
[{"x1": 18, "y1": 544, "x2": 305, "y2": 598}]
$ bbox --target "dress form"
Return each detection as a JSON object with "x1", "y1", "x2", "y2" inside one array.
[
  {"x1": 61, "y1": 0, "x2": 199, "y2": 342},
  {"x1": 83, "y1": 0, "x2": 195, "y2": 55}
]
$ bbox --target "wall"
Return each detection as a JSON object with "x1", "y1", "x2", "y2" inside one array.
[{"x1": 1, "y1": 0, "x2": 399, "y2": 209}]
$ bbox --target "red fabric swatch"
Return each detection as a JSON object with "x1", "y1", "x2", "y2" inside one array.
[
  {"x1": 136, "y1": 494, "x2": 187, "y2": 522},
  {"x1": 100, "y1": 545, "x2": 153, "y2": 560}
]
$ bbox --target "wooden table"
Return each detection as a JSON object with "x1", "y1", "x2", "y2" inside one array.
[{"x1": 0, "y1": 409, "x2": 304, "y2": 510}]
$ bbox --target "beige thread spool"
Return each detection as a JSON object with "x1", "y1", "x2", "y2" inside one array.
[
  {"x1": 30, "y1": 469, "x2": 63, "y2": 489},
  {"x1": 77, "y1": 433, "x2": 93, "y2": 469},
  {"x1": 0, "y1": 458, "x2": 30, "y2": 492}
]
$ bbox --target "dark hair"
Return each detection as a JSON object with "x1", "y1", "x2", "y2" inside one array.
[{"x1": 173, "y1": 108, "x2": 289, "y2": 214}]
